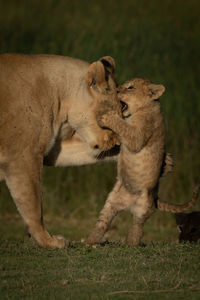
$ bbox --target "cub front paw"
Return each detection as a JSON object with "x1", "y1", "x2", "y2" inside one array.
[{"x1": 98, "y1": 111, "x2": 118, "y2": 127}]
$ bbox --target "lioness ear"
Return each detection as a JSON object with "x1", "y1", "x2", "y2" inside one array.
[
  {"x1": 148, "y1": 84, "x2": 165, "y2": 99},
  {"x1": 87, "y1": 61, "x2": 107, "y2": 89},
  {"x1": 99, "y1": 56, "x2": 115, "y2": 74}
]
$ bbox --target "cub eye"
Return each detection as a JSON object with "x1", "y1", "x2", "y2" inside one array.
[
  {"x1": 120, "y1": 100, "x2": 128, "y2": 112},
  {"x1": 127, "y1": 85, "x2": 134, "y2": 90}
]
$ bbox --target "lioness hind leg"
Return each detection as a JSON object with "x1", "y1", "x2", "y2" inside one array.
[
  {"x1": 126, "y1": 190, "x2": 155, "y2": 246},
  {"x1": 4, "y1": 157, "x2": 69, "y2": 248},
  {"x1": 86, "y1": 180, "x2": 132, "y2": 245}
]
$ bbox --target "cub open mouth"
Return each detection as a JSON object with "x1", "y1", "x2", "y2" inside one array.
[{"x1": 120, "y1": 100, "x2": 128, "y2": 112}]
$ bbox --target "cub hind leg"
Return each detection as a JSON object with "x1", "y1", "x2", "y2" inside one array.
[
  {"x1": 126, "y1": 190, "x2": 155, "y2": 246},
  {"x1": 86, "y1": 180, "x2": 134, "y2": 245},
  {"x1": 4, "y1": 155, "x2": 69, "y2": 248}
]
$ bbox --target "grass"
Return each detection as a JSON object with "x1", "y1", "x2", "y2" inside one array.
[
  {"x1": 0, "y1": 0, "x2": 200, "y2": 216},
  {"x1": 1, "y1": 240, "x2": 200, "y2": 299},
  {"x1": 0, "y1": 0, "x2": 200, "y2": 298}
]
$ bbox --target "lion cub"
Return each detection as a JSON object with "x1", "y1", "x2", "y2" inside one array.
[
  {"x1": 175, "y1": 212, "x2": 200, "y2": 243},
  {"x1": 86, "y1": 78, "x2": 199, "y2": 246}
]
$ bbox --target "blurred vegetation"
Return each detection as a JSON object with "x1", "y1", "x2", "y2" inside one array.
[{"x1": 0, "y1": 0, "x2": 199, "y2": 241}]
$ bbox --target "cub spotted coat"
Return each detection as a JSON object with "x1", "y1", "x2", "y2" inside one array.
[{"x1": 87, "y1": 78, "x2": 199, "y2": 246}]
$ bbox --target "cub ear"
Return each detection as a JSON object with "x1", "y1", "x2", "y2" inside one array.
[
  {"x1": 175, "y1": 213, "x2": 187, "y2": 225},
  {"x1": 148, "y1": 84, "x2": 165, "y2": 100},
  {"x1": 87, "y1": 61, "x2": 107, "y2": 89},
  {"x1": 99, "y1": 56, "x2": 116, "y2": 74}
]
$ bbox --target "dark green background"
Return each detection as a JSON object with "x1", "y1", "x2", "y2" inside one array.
[{"x1": 0, "y1": 0, "x2": 200, "y2": 241}]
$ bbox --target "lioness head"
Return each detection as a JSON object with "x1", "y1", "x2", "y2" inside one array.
[
  {"x1": 67, "y1": 56, "x2": 121, "y2": 156},
  {"x1": 117, "y1": 78, "x2": 165, "y2": 118}
]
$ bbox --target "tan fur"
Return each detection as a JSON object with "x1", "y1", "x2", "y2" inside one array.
[
  {"x1": 44, "y1": 132, "x2": 119, "y2": 167},
  {"x1": 0, "y1": 53, "x2": 121, "y2": 248},
  {"x1": 86, "y1": 78, "x2": 198, "y2": 246},
  {"x1": 157, "y1": 184, "x2": 200, "y2": 213}
]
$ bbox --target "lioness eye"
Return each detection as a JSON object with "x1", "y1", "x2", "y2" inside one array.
[
  {"x1": 128, "y1": 85, "x2": 134, "y2": 90},
  {"x1": 120, "y1": 100, "x2": 128, "y2": 112}
]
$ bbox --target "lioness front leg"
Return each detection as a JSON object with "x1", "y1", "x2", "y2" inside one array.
[
  {"x1": 4, "y1": 156, "x2": 69, "y2": 248},
  {"x1": 127, "y1": 190, "x2": 155, "y2": 246},
  {"x1": 86, "y1": 180, "x2": 131, "y2": 245}
]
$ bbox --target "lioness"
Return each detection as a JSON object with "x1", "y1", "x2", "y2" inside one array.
[
  {"x1": 0, "y1": 54, "x2": 121, "y2": 248},
  {"x1": 86, "y1": 78, "x2": 199, "y2": 246}
]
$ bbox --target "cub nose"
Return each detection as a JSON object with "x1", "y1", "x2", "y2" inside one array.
[{"x1": 90, "y1": 143, "x2": 99, "y2": 150}]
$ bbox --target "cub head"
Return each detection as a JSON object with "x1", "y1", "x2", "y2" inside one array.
[
  {"x1": 67, "y1": 56, "x2": 121, "y2": 156},
  {"x1": 118, "y1": 78, "x2": 165, "y2": 118},
  {"x1": 175, "y1": 212, "x2": 200, "y2": 243}
]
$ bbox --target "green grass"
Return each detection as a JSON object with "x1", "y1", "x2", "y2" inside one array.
[
  {"x1": 0, "y1": 0, "x2": 200, "y2": 298},
  {"x1": 1, "y1": 240, "x2": 200, "y2": 300}
]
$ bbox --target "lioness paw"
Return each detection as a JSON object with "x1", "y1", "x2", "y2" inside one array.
[{"x1": 50, "y1": 235, "x2": 70, "y2": 249}]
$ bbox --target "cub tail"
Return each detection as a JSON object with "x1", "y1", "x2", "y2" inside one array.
[
  {"x1": 157, "y1": 183, "x2": 200, "y2": 213},
  {"x1": 161, "y1": 152, "x2": 173, "y2": 177}
]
